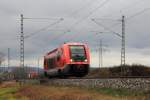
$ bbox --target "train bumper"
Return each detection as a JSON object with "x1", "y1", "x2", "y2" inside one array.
[{"x1": 61, "y1": 64, "x2": 89, "y2": 77}]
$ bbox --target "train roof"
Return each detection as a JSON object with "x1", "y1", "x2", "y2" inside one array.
[
  {"x1": 44, "y1": 42, "x2": 87, "y2": 56},
  {"x1": 45, "y1": 48, "x2": 58, "y2": 56},
  {"x1": 63, "y1": 42, "x2": 86, "y2": 46}
]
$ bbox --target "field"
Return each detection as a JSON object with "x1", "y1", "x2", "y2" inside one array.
[{"x1": 0, "y1": 81, "x2": 149, "y2": 100}]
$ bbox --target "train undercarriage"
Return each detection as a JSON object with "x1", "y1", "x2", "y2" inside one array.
[{"x1": 44, "y1": 64, "x2": 89, "y2": 78}]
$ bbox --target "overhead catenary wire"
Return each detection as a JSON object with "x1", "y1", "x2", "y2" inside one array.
[
  {"x1": 45, "y1": 30, "x2": 71, "y2": 42},
  {"x1": 15, "y1": 0, "x2": 97, "y2": 42},
  {"x1": 45, "y1": 0, "x2": 100, "y2": 43},
  {"x1": 24, "y1": 18, "x2": 64, "y2": 39},
  {"x1": 91, "y1": 19, "x2": 122, "y2": 38},
  {"x1": 92, "y1": 18, "x2": 120, "y2": 21},
  {"x1": 91, "y1": 7, "x2": 150, "y2": 38},
  {"x1": 102, "y1": 0, "x2": 144, "y2": 18},
  {"x1": 70, "y1": 0, "x2": 110, "y2": 29},
  {"x1": 21, "y1": 0, "x2": 150, "y2": 48},
  {"x1": 127, "y1": 8, "x2": 150, "y2": 20},
  {"x1": 119, "y1": 0, "x2": 145, "y2": 13},
  {"x1": 23, "y1": 17, "x2": 62, "y2": 20},
  {"x1": 62, "y1": 0, "x2": 110, "y2": 42},
  {"x1": 23, "y1": 0, "x2": 96, "y2": 41},
  {"x1": 40, "y1": 0, "x2": 110, "y2": 41},
  {"x1": 91, "y1": 0, "x2": 148, "y2": 32},
  {"x1": 25, "y1": 7, "x2": 150, "y2": 40},
  {"x1": 68, "y1": 0, "x2": 99, "y2": 17}
]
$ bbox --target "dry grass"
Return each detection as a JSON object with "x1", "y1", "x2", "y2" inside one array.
[
  {"x1": 0, "y1": 81, "x2": 17, "y2": 88},
  {"x1": 0, "y1": 81, "x2": 149, "y2": 100},
  {"x1": 15, "y1": 85, "x2": 149, "y2": 100},
  {"x1": 16, "y1": 85, "x2": 119, "y2": 100}
]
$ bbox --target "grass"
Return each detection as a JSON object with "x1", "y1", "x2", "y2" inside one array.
[
  {"x1": 0, "y1": 87, "x2": 18, "y2": 100},
  {"x1": 51, "y1": 84, "x2": 150, "y2": 97},
  {"x1": 0, "y1": 81, "x2": 149, "y2": 100},
  {"x1": 0, "y1": 81, "x2": 27, "y2": 100},
  {"x1": 16, "y1": 84, "x2": 121, "y2": 100},
  {"x1": 87, "y1": 87, "x2": 145, "y2": 97}
]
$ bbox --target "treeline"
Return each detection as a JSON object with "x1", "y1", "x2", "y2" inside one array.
[{"x1": 86, "y1": 64, "x2": 150, "y2": 78}]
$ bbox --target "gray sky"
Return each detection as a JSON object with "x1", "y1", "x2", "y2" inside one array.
[{"x1": 0, "y1": 0, "x2": 150, "y2": 67}]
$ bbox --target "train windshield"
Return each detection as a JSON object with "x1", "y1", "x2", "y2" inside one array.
[{"x1": 69, "y1": 45, "x2": 86, "y2": 61}]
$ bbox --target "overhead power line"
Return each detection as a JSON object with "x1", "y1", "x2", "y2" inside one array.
[
  {"x1": 92, "y1": 7, "x2": 150, "y2": 36},
  {"x1": 92, "y1": 18, "x2": 120, "y2": 21},
  {"x1": 24, "y1": 18, "x2": 64, "y2": 39},
  {"x1": 127, "y1": 8, "x2": 150, "y2": 20},
  {"x1": 71, "y1": 0, "x2": 110, "y2": 28},
  {"x1": 45, "y1": 30, "x2": 70, "y2": 43},
  {"x1": 62, "y1": 0, "x2": 110, "y2": 42},
  {"x1": 42, "y1": 0, "x2": 110, "y2": 42},
  {"x1": 102, "y1": 0, "x2": 143, "y2": 18},
  {"x1": 69, "y1": 0, "x2": 99, "y2": 17},
  {"x1": 91, "y1": 19, "x2": 121, "y2": 38},
  {"x1": 23, "y1": 17, "x2": 62, "y2": 20}
]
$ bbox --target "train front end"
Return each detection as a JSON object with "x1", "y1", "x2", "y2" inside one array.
[{"x1": 64, "y1": 43, "x2": 90, "y2": 77}]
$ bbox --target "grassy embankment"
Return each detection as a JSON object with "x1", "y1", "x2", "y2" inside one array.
[
  {"x1": 86, "y1": 64, "x2": 150, "y2": 78},
  {"x1": 0, "y1": 81, "x2": 149, "y2": 100},
  {"x1": 0, "y1": 81, "x2": 27, "y2": 100}
]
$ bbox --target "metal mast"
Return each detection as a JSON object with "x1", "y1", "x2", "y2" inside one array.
[
  {"x1": 121, "y1": 16, "x2": 126, "y2": 75},
  {"x1": 38, "y1": 58, "x2": 40, "y2": 78},
  {"x1": 20, "y1": 14, "x2": 24, "y2": 68},
  {"x1": 121, "y1": 16, "x2": 125, "y2": 66},
  {"x1": 100, "y1": 40, "x2": 103, "y2": 68},
  {"x1": 8, "y1": 48, "x2": 10, "y2": 70},
  {"x1": 99, "y1": 40, "x2": 103, "y2": 68},
  {"x1": 98, "y1": 41, "x2": 100, "y2": 68}
]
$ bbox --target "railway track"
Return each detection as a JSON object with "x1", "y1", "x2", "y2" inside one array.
[
  {"x1": 37, "y1": 76, "x2": 150, "y2": 83},
  {"x1": 16, "y1": 76, "x2": 150, "y2": 92},
  {"x1": 37, "y1": 77, "x2": 150, "y2": 92},
  {"x1": 83, "y1": 76, "x2": 150, "y2": 79}
]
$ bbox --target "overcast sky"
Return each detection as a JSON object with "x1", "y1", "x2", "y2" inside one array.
[{"x1": 0, "y1": 0, "x2": 150, "y2": 67}]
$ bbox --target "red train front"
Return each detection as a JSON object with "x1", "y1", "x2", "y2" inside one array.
[{"x1": 44, "y1": 42, "x2": 90, "y2": 77}]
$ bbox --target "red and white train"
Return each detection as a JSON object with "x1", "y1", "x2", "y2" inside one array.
[{"x1": 44, "y1": 42, "x2": 90, "y2": 77}]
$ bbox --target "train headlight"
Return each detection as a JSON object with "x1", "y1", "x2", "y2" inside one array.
[
  {"x1": 84, "y1": 59, "x2": 88, "y2": 62},
  {"x1": 70, "y1": 59, "x2": 73, "y2": 62}
]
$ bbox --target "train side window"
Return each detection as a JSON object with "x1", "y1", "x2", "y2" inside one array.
[
  {"x1": 57, "y1": 55, "x2": 61, "y2": 61},
  {"x1": 57, "y1": 51, "x2": 61, "y2": 61},
  {"x1": 47, "y1": 59, "x2": 50, "y2": 68}
]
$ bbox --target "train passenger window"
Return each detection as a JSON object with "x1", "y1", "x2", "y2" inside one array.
[
  {"x1": 57, "y1": 55, "x2": 61, "y2": 61},
  {"x1": 56, "y1": 51, "x2": 60, "y2": 61},
  {"x1": 47, "y1": 58, "x2": 54, "y2": 68}
]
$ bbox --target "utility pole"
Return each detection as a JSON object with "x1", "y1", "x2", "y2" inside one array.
[
  {"x1": 37, "y1": 58, "x2": 40, "y2": 78},
  {"x1": 100, "y1": 40, "x2": 103, "y2": 68},
  {"x1": 91, "y1": 16, "x2": 126, "y2": 75},
  {"x1": 8, "y1": 48, "x2": 10, "y2": 71},
  {"x1": 20, "y1": 14, "x2": 24, "y2": 68},
  {"x1": 99, "y1": 40, "x2": 103, "y2": 68},
  {"x1": 121, "y1": 15, "x2": 126, "y2": 76},
  {"x1": 20, "y1": 14, "x2": 25, "y2": 79}
]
